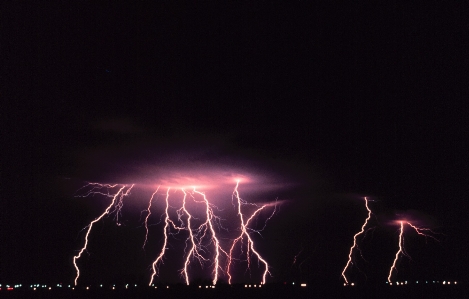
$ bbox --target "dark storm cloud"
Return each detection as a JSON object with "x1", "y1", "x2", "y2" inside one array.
[
  {"x1": 94, "y1": 117, "x2": 145, "y2": 135},
  {"x1": 71, "y1": 119, "x2": 305, "y2": 196}
]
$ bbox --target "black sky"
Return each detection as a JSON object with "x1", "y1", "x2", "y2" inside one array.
[{"x1": 2, "y1": 2, "x2": 468, "y2": 287}]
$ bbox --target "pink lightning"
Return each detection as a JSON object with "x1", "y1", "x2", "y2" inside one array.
[
  {"x1": 341, "y1": 197, "x2": 373, "y2": 285},
  {"x1": 387, "y1": 221, "x2": 405, "y2": 284},
  {"x1": 192, "y1": 188, "x2": 226, "y2": 285},
  {"x1": 142, "y1": 188, "x2": 160, "y2": 249},
  {"x1": 149, "y1": 188, "x2": 172, "y2": 285},
  {"x1": 73, "y1": 179, "x2": 277, "y2": 286},
  {"x1": 73, "y1": 184, "x2": 134, "y2": 286},
  {"x1": 387, "y1": 220, "x2": 438, "y2": 284},
  {"x1": 226, "y1": 181, "x2": 275, "y2": 285},
  {"x1": 179, "y1": 189, "x2": 208, "y2": 285}
]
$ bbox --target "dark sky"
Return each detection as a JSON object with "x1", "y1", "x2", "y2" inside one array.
[{"x1": 2, "y1": 2, "x2": 468, "y2": 287}]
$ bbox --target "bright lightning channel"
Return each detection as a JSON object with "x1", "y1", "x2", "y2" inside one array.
[
  {"x1": 226, "y1": 181, "x2": 275, "y2": 285},
  {"x1": 341, "y1": 197, "x2": 372, "y2": 286},
  {"x1": 179, "y1": 189, "x2": 208, "y2": 285},
  {"x1": 387, "y1": 220, "x2": 438, "y2": 283},
  {"x1": 73, "y1": 181, "x2": 276, "y2": 286},
  {"x1": 142, "y1": 188, "x2": 159, "y2": 250},
  {"x1": 73, "y1": 184, "x2": 134, "y2": 286}
]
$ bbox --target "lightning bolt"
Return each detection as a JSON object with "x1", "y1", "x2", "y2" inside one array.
[
  {"x1": 142, "y1": 187, "x2": 160, "y2": 250},
  {"x1": 387, "y1": 221, "x2": 405, "y2": 284},
  {"x1": 387, "y1": 220, "x2": 438, "y2": 284},
  {"x1": 226, "y1": 181, "x2": 275, "y2": 285},
  {"x1": 149, "y1": 188, "x2": 173, "y2": 285},
  {"x1": 149, "y1": 187, "x2": 225, "y2": 286},
  {"x1": 192, "y1": 188, "x2": 227, "y2": 285},
  {"x1": 73, "y1": 184, "x2": 134, "y2": 286},
  {"x1": 292, "y1": 246, "x2": 304, "y2": 267},
  {"x1": 341, "y1": 197, "x2": 372, "y2": 286},
  {"x1": 179, "y1": 189, "x2": 208, "y2": 285},
  {"x1": 73, "y1": 181, "x2": 277, "y2": 286}
]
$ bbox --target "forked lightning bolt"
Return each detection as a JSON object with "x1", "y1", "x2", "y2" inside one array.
[
  {"x1": 226, "y1": 181, "x2": 275, "y2": 285},
  {"x1": 73, "y1": 181, "x2": 277, "y2": 286},
  {"x1": 73, "y1": 183, "x2": 134, "y2": 285},
  {"x1": 142, "y1": 188, "x2": 159, "y2": 249},
  {"x1": 341, "y1": 197, "x2": 373, "y2": 285},
  {"x1": 180, "y1": 189, "x2": 208, "y2": 285},
  {"x1": 387, "y1": 220, "x2": 438, "y2": 284},
  {"x1": 149, "y1": 187, "x2": 227, "y2": 286},
  {"x1": 192, "y1": 188, "x2": 228, "y2": 285}
]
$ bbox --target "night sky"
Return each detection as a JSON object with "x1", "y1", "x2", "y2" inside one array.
[{"x1": 2, "y1": 2, "x2": 468, "y2": 287}]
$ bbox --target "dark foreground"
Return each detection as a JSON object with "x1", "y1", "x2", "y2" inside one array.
[{"x1": 0, "y1": 284, "x2": 466, "y2": 299}]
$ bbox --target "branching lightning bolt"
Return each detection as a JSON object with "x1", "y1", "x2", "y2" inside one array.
[
  {"x1": 73, "y1": 180, "x2": 277, "y2": 286},
  {"x1": 73, "y1": 184, "x2": 134, "y2": 286},
  {"x1": 149, "y1": 187, "x2": 228, "y2": 286},
  {"x1": 149, "y1": 188, "x2": 172, "y2": 285},
  {"x1": 142, "y1": 187, "x2": 160, "y2": 250},
  {"x1": 387, "y1": 221, "x2": 405, "y2": 284},
  {"x1": 226, "y1": 181, "x2": 275, "y2": 285},
  {"x1": 192, "y1": 188, "x2": 227, "y2": 285},
  {"x1": 387, "y1": 220, "x2": 438, "y2": 284},
  {"x1": 179, "y1": 189, "x2": 208, "y2": 285},
  {"x1": 341, "y1": 197, "x2": 372, "y2": 285}
]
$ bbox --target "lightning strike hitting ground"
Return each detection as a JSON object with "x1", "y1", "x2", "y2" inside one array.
[
  {"x1": 226, "y1": 181, "x2": 275, "y2": 285},
  {"x1": 191, "y1": 188, "x2": 227, "y2": 285},
  {"x1": 149, "y1": 188, "x2": 174, "y2": 285},
  {"x1": 387, "y1": 220, "x2": 438, "y2": 284},
  {"x1": 341, "y1": 197, "x2": 373, "y2": 286},
  {"x1": 179, "y1": 189, "x2": 208, "y2": 285},
  {"x1": 73, "y1": 183, "x2": 134, "y2": 286},
  {"x1": 73, "y1": 180, "x2": 277, "y2": 286}
]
